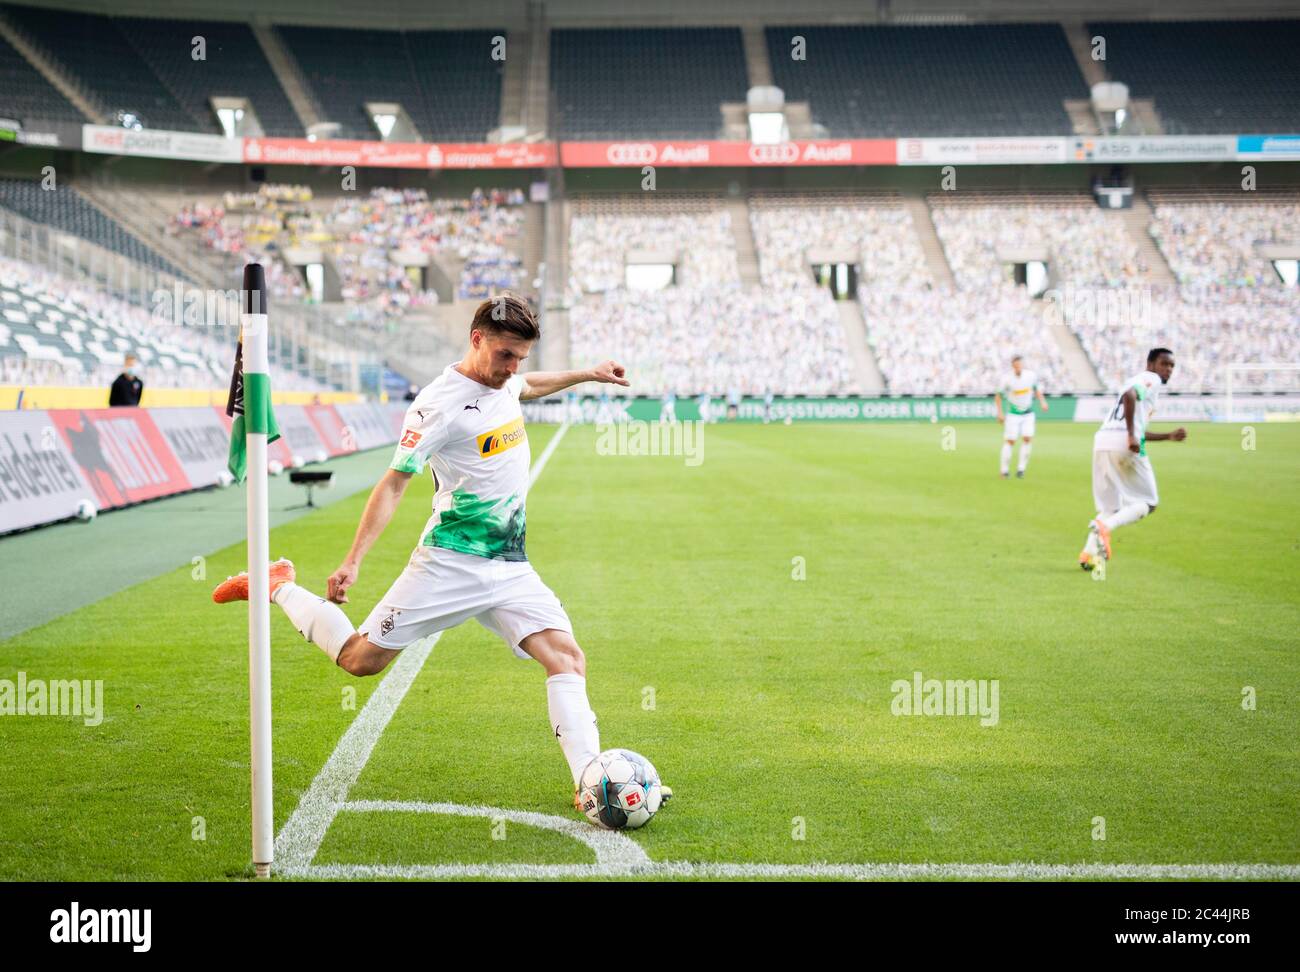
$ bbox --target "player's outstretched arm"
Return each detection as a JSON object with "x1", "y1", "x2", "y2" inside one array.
[
  {"x1": 327, "y1": 468, "x2": 414, "y2": 603},
  {"x1": 520, "y1": 360, "x2": 629, "y2": 400},
  {"x1": 992, "y1": 392, "x2": 1004, "y2": 422},
  {"x1": 1146, "y1": 428, "x2": 1188, "y2": 443},
  {"x1": 1037, "y1": 388, "x2": 1049, "y2": 412},
  {"x1": 1121, "y1": 388, "x2": 1140, "y2": 452}
]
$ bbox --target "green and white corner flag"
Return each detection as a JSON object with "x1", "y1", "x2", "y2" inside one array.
[{"x1": 225, "y1": 275, "x2": 280, "y2": 482}]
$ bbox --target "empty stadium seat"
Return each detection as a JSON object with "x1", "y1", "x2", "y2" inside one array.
[
  {"x1": 551, "y1": 28, "x2": 747, "y2": 139},
  {"x1": 1089, "y1": 20, "x2": 1300, "y2": 135},
  {"x1": 765, "y1": 23, "x2": 1088, "y2": 137},
  {"x1": 277, "y1": 26, "x2": 503, "y2": 141}
]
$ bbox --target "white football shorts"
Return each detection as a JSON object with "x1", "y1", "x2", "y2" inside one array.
[
  {"x1": 1092, "y1": 448, "x2": 1159, "y2": 514},
  {"x1": 1003, "y1": 412, "x2": 1036, "y2": 439},
  {"x1": 360, "y1": 545, "x2": 572, "y2": 659}
]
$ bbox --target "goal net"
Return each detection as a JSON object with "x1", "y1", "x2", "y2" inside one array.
[{"x1": 1224, "y1": 364, "x2": 1300, "y2": 421}]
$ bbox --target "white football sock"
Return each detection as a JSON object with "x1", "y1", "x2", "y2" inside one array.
[
  {"x1": 546, "y1": 673, "x2": 600, "y2": 787},
  {"x1": 272, "y1": 582, "x2": 355, "y2": 662},
  {"x1": 1017, "y1": 442, "x2": 1032, "y2": 472},
  {"x1": 1000, "y1": 442, "x2": 1012, "y2": 474},
  {"x1": 1100, "y1": 502, "x2": 1150, "y2": 532}
]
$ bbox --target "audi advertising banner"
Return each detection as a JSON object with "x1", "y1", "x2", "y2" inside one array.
[
  {"x1": 561, "y1": 139, "x2": 896, "y2": 167},
  {"x1": 0, "y1": 410, "x2": 97, "y2": 534}
]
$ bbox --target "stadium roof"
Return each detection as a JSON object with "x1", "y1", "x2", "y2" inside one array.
[{"x1": 8, "y1": 0, "x2": 1299, "y2": 29}]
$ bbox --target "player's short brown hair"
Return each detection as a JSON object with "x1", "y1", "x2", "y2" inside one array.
[{"x1": 470, "y1": 293, "x2": 540, "y2": 341}]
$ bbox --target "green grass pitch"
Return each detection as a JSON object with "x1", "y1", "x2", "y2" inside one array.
[{"x1": 0, "y1": 421, "x2": 1297, "y2": 880}]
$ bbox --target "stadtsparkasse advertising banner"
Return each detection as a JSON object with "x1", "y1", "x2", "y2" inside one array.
[
  {"x1": 561, "y1": 139, "x2": 896, "y2": 167},
  {"x1": 242, "y1": 137, "x2": 556, "y2": 169}
]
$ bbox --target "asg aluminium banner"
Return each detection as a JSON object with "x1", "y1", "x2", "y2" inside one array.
[
  {"x1": 0, "y1": 410, "x2": 97, "y2": 533},
  {"x1": 1070, "y1": 135, "x2": 1238, "y2": 163}
]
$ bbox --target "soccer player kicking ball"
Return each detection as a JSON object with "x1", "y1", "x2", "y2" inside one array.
[
  {"x1": 994, "y1": 355, "x2": 1048, "y2": 479},
  {"x1": 214, "y1": 295, "x2": 663, "y2": 812},
  {"x1": 1079, "y1": 347, "x2": 1187, "y2": 571}
]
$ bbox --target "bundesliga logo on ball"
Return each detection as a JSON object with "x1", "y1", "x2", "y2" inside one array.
[{"x1": 577, "y1": 749, "x2": 666, "y2": 830}]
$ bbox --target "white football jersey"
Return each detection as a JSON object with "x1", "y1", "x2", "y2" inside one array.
[
  {"x1": 391, "y1": 364, "x2": 531, "y2": 561},
  {"x1": 1000, "y1": 370, "x2": 1039, "y2": 414},
  {"x1": 1096, "y1": 370, "x2": 1161, "y2": 455}
]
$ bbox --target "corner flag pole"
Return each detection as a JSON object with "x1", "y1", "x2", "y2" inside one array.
[{"x1": 242, "y1": 264, "x2": 274, "y2": 878}]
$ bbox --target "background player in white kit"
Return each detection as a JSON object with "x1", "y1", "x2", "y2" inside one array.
[
  {"x1": 993, "y1": 355, "x2": 1048, "y2": 478},
  {"x1": 212, "y1": 295, "x2": 660, "y2": 810},
  {"x1": 1079, "y1": 347, "x2": 1187, "y2": 570}
]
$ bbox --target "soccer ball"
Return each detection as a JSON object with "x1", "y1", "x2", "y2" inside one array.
[{"x1": 577, "y1": 748, "x2": 663, "y2": 830}]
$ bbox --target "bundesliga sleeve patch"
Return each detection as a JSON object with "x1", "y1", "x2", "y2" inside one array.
[{"x1": 400, "y1": 429, "x2": 422, "y2": 448}]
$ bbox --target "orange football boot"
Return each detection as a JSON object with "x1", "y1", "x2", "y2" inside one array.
[
  {"x1": 1092, "y1": 520, "x2": 1112, "y2": 560},
  {"x1": 212, "y1": 558, "x2": 296, "y2": 603}
]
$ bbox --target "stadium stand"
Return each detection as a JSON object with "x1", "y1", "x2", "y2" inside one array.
[
  {"x1": 2, "y1": 2, "x2": 202, "y2": 131},
  {"x1": 569, "y1": 286, "x2": 852, "y2": 397},
  {"x1": 749, "y1": 191, "x2": 931, "y2": 290},
  {"x1": 171, "y1": 185, "x2": 528, "y2": 316},
  {"x1": 277, "y1": 26, "x2": 503, "y2": 141},
  {"x1": 551, "y1": 27, "x2": 748, "y2": 139},
  {"x1": 568, "y1": 193, "x2": 739, "y2": 294},
  {"x1": 0, "y1": 254, "x2": 328, "y2": 392},
  {"x1": 1088, "y1": 20, "x2": 1300, "y2": 135},
  {"x1": 120, "y1": 17, "x2": 303, "y2": 137},
  {"x1": 860, "y1": 282, "x2": 1069, "y2": 396},
  {"x1": 567, "y1": 194, "x2": 852, "y2": 395},
  {"x1": 0, "y1": 178, "x2": 187, "y2": 279},
  {"x1": 765, "y1": 24, "x2": 1088, "y2": 137},
  {"x1": 0, "y1": 28, "x2": 82, "y2": 124},
  {"x1": 928, "y1": 192, "x2": 1148, "y2": 288},
  {"x1": 1146, "y1": 189, "x2": 1300, "y2": 287}
]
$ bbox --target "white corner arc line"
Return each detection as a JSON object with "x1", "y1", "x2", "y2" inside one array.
[
  {"x1": 274, "y1": 421, "x2": 572, "y2": 875},
  {"x1": 339, "y1": 799, "x2": 649, "y2": 869}
]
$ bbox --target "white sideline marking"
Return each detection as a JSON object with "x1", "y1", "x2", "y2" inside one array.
[
  {"x1": 290, "y1": 861, "x2": 1300, "y2": 882},
  {"x1": 274, "y1": 422, "x2": 571, "y2": 875}
]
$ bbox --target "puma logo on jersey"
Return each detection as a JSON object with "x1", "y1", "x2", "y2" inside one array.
[
  {"x1": 464, "y1": 400, "x2": 481, "y2": 412},
  {"x1": 477, "y1": 417, "x2": 526, "y2": 457}
]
